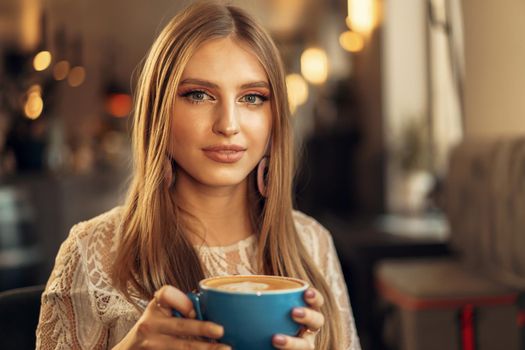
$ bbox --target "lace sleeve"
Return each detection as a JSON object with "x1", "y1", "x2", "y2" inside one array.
[
  {"x1": 36, "y1": 224, "x2": 109, "y2": 350},
  {"x1": 319, "y1": 228, "x2": 362, "y2": 350}
]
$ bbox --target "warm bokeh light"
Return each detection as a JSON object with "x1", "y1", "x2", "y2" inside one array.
[
  {"x1": 28, "y1": 84, "x2": 42, "y2": 95},
  {"x1": 301, "y1": 48, "x2": 328, "y2": 85},
  {"x1": 339, "y1": 31, "x2": 365, "y2": 52},
  {"x1": 53, "y1": 60, "x2": 70, "y2": 80},
  {"x1": 20, "y1": 0, "x2": 40, "y2": 51},
  {"x1": 105, "y1": 93, "x2": 133, "y2": 118},
  {"x1": 68, "y1": 66, "x2": 86, "y2": 87},
  {"x1": 286, "y1": 73, "x2": 309, "y2": 114},
  {"x1": 33, "y1": 51, "x2": 52, "y2": 71},
  {"x1": 346, "y1": 0, "x2": 378, "y2": 34},
  {"x1": 24, "y1": 85, "x2": 44, "y2": 120}
]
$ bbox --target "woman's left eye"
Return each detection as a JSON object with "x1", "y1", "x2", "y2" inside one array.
[{"x1": 240, "y1": 94, "x2": 268, "y2": 105}]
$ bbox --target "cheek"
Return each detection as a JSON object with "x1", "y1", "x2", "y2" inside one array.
[
  {"x1": 171, "y1": 122, "x2": 191, "y2": 148},
  {"x1": 170, "y1": 111, "x2": 207, "y2": 150},
  {"x1": 244, "y1": 110, "x2": 272, "y2": 147}
]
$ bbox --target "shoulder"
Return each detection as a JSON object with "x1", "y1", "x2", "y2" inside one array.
[
  {"x1": 48, "y1": 206, "x2": 124, "y2": 295},
  {"x1": 41, "y1": 207, "x2": 130, "y2": 337},
  {"x1": 292, "y1": 210, "x2": 331, "y2": 241},
  {"x1": 292, "y1": 210, "x2": 333, "y2": 264},
  {"x1": 50, "y1": 206, "x2": 123, "y2": 282},
  {"x1": 68, "y1": 206, "x2": 124, "y2": 276},
  {"x1": 70, "y1": 206, "x2": 124, "y2": 243},
  {"x1": 63, "y1": 206, "x2": 124, "y2": 260},
  {"x1": 47, "y1": 207, "x2": 129, "y2": 314}
]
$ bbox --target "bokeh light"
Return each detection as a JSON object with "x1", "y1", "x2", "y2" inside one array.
[
  {"x1": 301, "y1": 48, "x2": 328, "y2": 85},
  {"x1": 24, "y1": 85, "x2": 44, "y2": 120},
  {"x1": 105, "y1": 93, "x2": 133, "y2": 118},
  {"x1": 286, "y1": 73, "x2": 309, "y2": 114},
  {"x1": 339, "y1": 31, "x2": 365, "y2": 52},
  {"x1": 33, "y1": 51, "x2": 52, "y2": 71},
  {"x1": 53, "y1": 60, "x2": 70, "y2": 80},
  {"x1": 346, "y1": 0, "x2": 378, "y2": 34},
  {"x1": 68, "y1": 66, "x2": 86, "y2": 87}
]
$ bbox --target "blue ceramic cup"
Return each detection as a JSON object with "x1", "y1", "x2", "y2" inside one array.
[{"x1": 173, "y1": 275, "x2": 308, "y2": 350}]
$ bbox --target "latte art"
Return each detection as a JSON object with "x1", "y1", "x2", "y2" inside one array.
[
  {"x1": 217, "y1": 281, "x2": 271, "y2": 292},
  {"x1": 202, "y1": 275, "x2": 305, "y2": 292}
]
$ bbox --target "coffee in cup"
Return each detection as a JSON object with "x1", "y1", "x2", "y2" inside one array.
[
  {"x1": 173, "y1": 275, "x2": 309, "y2": 350},
  {"x1": 202, "y1": 275, "x2": 304, "y2": 292}
]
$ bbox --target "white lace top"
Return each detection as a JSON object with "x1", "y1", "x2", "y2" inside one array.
[{"x1": 36, "y1": 207, "x2": 361, "y2": 350}]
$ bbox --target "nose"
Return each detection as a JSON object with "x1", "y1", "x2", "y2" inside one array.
[{"x1": 212, "y1": 100, "x2": 240, "y2": 137}]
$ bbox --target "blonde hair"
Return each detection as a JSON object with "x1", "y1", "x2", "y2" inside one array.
[{"x1": 111, "y1": 2, "x2": 343, "y2": 349}]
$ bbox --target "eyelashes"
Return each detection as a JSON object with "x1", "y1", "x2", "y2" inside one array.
[
  {"x1": 240, "y1": 94, "x2": 269, "y2": 105},
  {"x1": 179, "y1": 89, "x2": 269, "y2": 106},
  {"x1": 180, "y1": 90, "x2": 212, "y2": 104}
]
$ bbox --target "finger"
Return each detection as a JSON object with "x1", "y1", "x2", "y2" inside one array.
[
  {"x1": 303, "y1": 288, "x2": 324, "y2": 310},
  {"x1": 272, "y1": 334, "x2": 314, "y2": 350},
  {"x1": 291, "y1": 307, "x2": 325, "y2": 331},
  {"x1": 147, "y1": 334, "x2": 231, "y2": 350},
  {"x1": 154, "y1": 285, "x2": 196, "y2": 319},
  {"x1": 173, "y1": 337, "x2": 231, "y2": 350},
  {"x1": 156, "y1": 317, "x2": 224, "y2": 339},
  {"x1": 146, "y1": 296, "x2": 172, "y2": 318}
]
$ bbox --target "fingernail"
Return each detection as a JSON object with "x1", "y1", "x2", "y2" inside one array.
[
  {"x1": 218, "y1": 346, "x2": 231, "y2": 350},
  {"x1": 189, "y1": 310, "x2": 197, "y2": 319},
  {"x1": 210, "y1": 324, "x2": 224, "y2": 337},
  {"x1": 292, "y1": 308, "x2": 306, "y2": 318},
  {"x1": 305, "y1": 289, "x2": 315, "y2": 298},
  {"x1": 273, "y1": 334, "x2": 287, "y2": 345}
]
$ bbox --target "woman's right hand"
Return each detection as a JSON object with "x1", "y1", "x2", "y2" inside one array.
[{"x1": 113, "y1": 285, "x2": 230, "y2": 350}]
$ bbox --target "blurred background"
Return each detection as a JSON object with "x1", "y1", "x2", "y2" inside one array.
[{"x1": 1, "y1": 0, "x2": 525, "y2": 349}]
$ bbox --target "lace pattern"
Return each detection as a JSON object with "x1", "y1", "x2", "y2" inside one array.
[{"x1": 36, "y1": 207, "x2": 361, "y2": 350}]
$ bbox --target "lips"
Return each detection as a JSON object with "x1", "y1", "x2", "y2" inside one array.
[{"x1": 202, "y1": 144, "x2": 247, "y2": 163}]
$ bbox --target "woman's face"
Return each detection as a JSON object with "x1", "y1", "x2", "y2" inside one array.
[{"x1": 170, "y1": 36, "x2": 272, "y2": 190}]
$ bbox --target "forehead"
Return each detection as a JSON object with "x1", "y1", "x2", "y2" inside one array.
[{"x1": 180, "y1": 36, "x2": 268, "y2": 84}]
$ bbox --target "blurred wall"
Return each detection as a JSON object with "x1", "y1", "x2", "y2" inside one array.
[
  {"x1": 44, "y1": 0, "x2": 187, "y2": 141},
  {"x1": 462, "y1": 0, "x2": 525, "y2": 138},
  {"x1": 382, "y1": 0, "x2": 427, "y2": 212}
]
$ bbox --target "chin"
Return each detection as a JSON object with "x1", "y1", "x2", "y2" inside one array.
[
  {"x1": 176, "y1": 162, "x2": 255, "y2": 189},
  {"x1": 192, "y1": 173, "x2": 249, "y2": 187},
  {"x1": 200, "y1": 175, "x2": 248, "y2": 188}
]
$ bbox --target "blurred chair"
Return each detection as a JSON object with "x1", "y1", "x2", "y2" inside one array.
[
  {"x1": 0, "y1": 284, "x2": 44, "y2": 350},
  {"x1": 375, "y1": 137, "x2": 525, "y2": 350}
]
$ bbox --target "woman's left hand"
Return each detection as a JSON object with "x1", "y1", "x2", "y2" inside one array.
[{"x1": 272, "y1": 288, "x2": 325, "y2": 349}]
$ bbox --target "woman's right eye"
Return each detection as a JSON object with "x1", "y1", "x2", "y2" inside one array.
[{"x1": 181, "y1": 90, "x2": 213, "y2": 104}]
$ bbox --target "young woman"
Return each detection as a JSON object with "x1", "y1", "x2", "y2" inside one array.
[{"x1": 36, "y1": 2, "x2": 360, "y2": 349}]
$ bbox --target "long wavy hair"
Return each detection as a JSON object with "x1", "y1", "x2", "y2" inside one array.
[{"x1": 111, "y1": 2, "x2": 343, "y2": 349}]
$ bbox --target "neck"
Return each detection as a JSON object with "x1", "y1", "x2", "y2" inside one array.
[{"x1": 173, "y1": 171, "x2": 254, "y2": 247}]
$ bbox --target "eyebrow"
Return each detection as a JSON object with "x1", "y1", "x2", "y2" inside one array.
[{"x1": 179, "y1": 78, "x2": 270, "y2": 90}]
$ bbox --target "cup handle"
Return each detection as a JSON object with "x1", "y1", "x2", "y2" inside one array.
[{"x1": 171, "y1": 291, "x2": 203, "y2": 320}]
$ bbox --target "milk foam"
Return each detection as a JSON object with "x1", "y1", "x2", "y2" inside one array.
[{"x1": 218, "y1": 281, "x2": 270, "y2": 292}]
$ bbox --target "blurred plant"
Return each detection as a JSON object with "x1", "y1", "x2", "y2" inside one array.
[{"x1": 395, "y1": 117, "x2": 432, "y2": 173}]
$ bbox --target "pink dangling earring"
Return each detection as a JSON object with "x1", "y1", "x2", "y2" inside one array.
[{"x1": 257, "y1": 156, "x2": 269, "y2": 197}]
